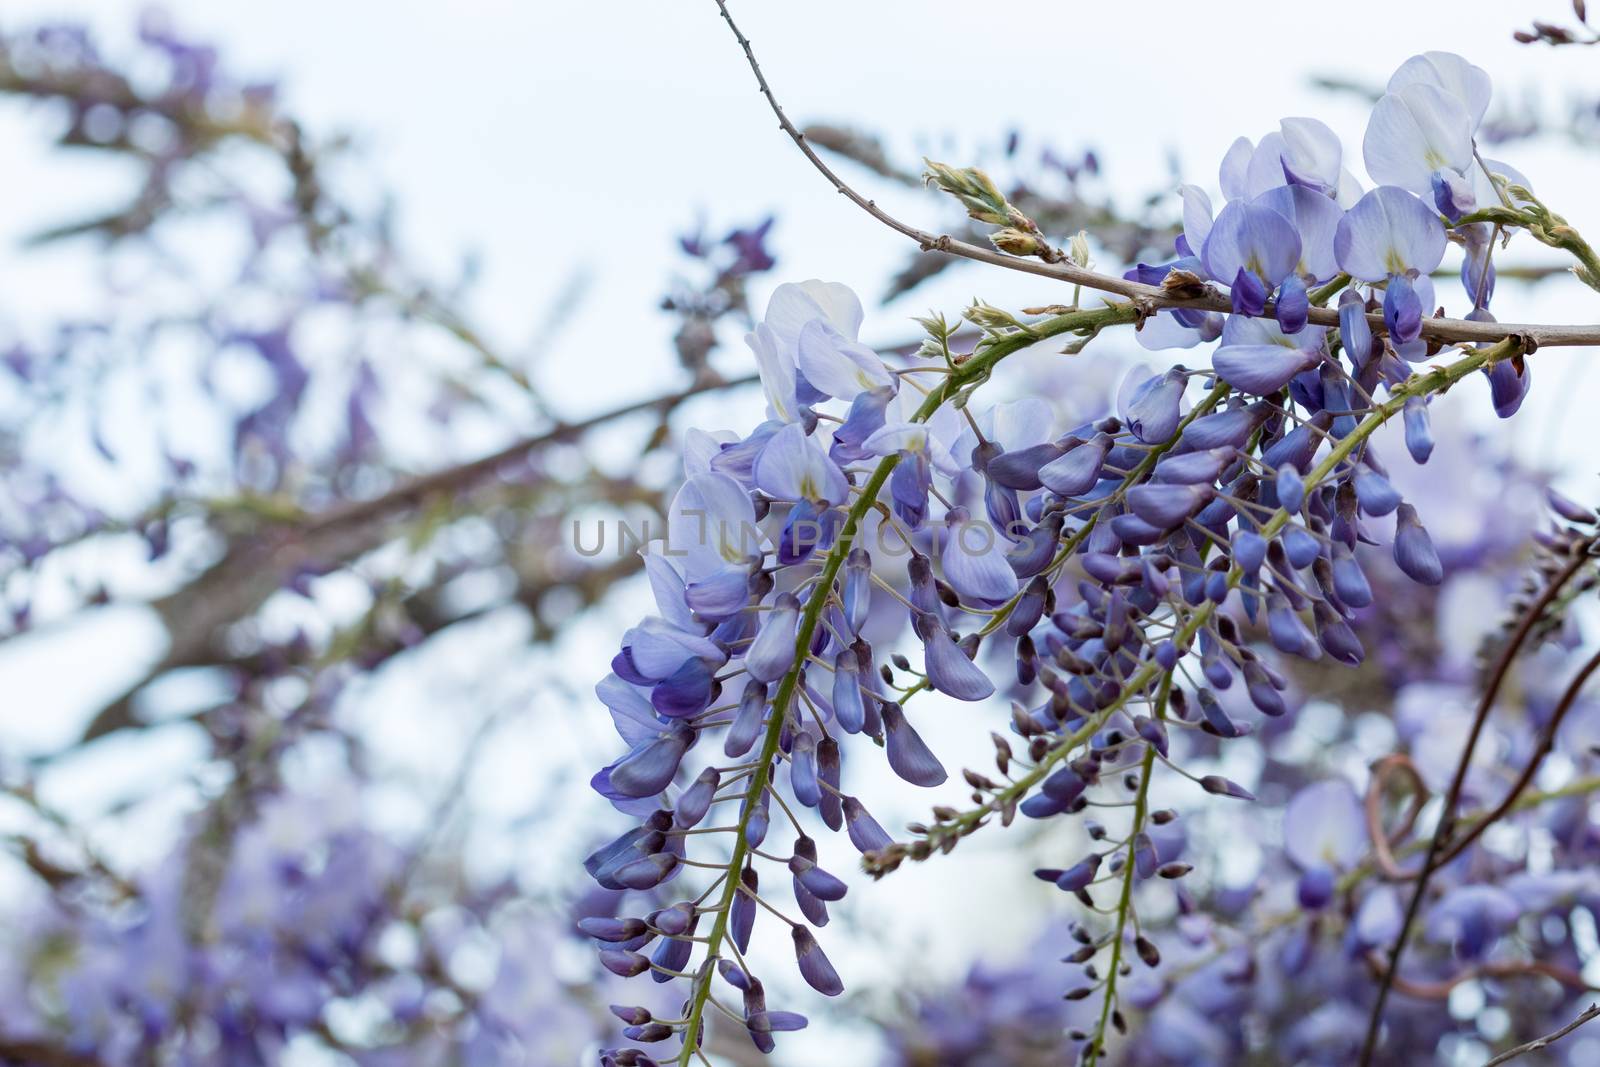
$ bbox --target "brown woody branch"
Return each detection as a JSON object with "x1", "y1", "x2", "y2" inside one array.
[
  {"x1": 1484, "y1": 1003, "x2": 1600, "y2": 1066},
  {"x1": 715, "y1": 0, "x2": 1600, "y2": 348},
  {"x1": 1362, "y1": 545, "x2": 1597, "y2": 1062}
]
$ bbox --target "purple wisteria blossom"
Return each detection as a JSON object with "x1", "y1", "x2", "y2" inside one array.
[
  {"x1": 11, "y1": 13, "x2": 1592, "y2": 1067},
  {"x1": 582, "y1": 34, "x2": 1600, "y2": 1066}
]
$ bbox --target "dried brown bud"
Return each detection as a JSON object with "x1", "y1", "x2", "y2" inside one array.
[
  {"x1": 1159, "y1": 268, "x2": 1209, "y2": 300},
  {"x1": 963, "y1": 769, "x2": 997, "y2": 791}
]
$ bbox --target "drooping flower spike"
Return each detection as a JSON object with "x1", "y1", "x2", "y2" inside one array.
[{"x1": 586, "y1": 43, "x2": 1579, "y2": 1067}]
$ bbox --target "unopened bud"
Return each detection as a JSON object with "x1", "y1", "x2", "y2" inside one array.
[
  {"x1": 1069, "y1": 230, "x2": 1091, "y2": 268},
  {"x1": 992, "y1": 227, "x2": 1042, "y2": 257}
]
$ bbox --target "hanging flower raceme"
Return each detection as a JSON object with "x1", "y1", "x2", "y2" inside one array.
[{"x1": 586, "y1": 43, "x2": 1574, "y2": 1067}]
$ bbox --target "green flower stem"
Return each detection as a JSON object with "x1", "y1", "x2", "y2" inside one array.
[
  {"x1": 1310, "y1": 273, "x2": 1352, "y2": 306},
  {"x1": 1085, "y1": 672, "x2": 1170, "y2": 1067}
]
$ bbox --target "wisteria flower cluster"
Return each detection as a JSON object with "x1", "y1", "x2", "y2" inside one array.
[
  {"x1": 2, "y1": 784, "x2": 622, "y2": 1066},
  {"x1": 7, "y1": 7, "x2": 1600, "y2": 1067},
  {"x1": 586, "y1": 32, "x2": 1600, "y2": 1066},
  {"x1": 1135, "y1": 51, "x2": 1536, "y2": 418},
  {"x1": 875, "y1": 422, "x2": 1600, "y2": 1067}
]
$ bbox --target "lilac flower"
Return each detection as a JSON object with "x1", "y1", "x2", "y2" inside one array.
[
  {"x1": 1352, "y1": 469, "x2": 1403, "y2": 517},
  {"x1": 835, "y1": 798, "x2": 891, "y2": 859},
  {"x1": 1274, "y1": 117, "x2": 1347, "y2": 197},
  {"x1": 832, "y1": 649, "x2": 868, "y2": 733},
  {"x1": 1119, "y1": 367, "x2": 1189, "y2": 444},
  {"x1": 1354, "y1": 886, "x2": 1405, "y2": 951},
  {"x1": 1154, "y1": 447, "x2": 1234, "y2": 486},
  {"x1": 763, "y1": 279, "x2": 864, "y2": 354},
  {"x1": 880, "y1": 701, "x2": 947, "y2": 786},
  {"x1": 755, "y1": 423, "x2": 849, "y2": 562},
  {"x1": 746, "y1": 592, "x2": 802, "y2": 683},
  {"x1": 1219, "y1": 135, "x2": 1255, "y2": 199},
  {"x1": 957, "y1": 397, "x2": 1056, "y2": 460},
  {"x1": 1180, "y1": 184, "x2": 1215, "y2": 255},
  {"x1": 725, "y1": 680, "x2": 768, "y2": 756},
  {"x1": 755, "y1": 423, "x2": 849, "y2": 507},
  {"x1": 748, "y1": 323, "x2": 806, "y2": 424},
  {"x1": 1127, "y1": 483, "x2": 1214, "y2": 529},
  {"x1": 915, "y1": 612, "x2": 996, "y2": 701},
  {"x1": 1424, "y1": 886, "x2": 1519, "y2": 959},
  {"x1": 647, "y1": 472, "x2": 762, "y2": 624},
  {"x1": 731, "y1": 867, "x2": 759, "y2": 952},
  {"x1": 1209, "y1": 316, "x2": 1326, "y2": 396},
  {"x1": 864, "y1": 411, "x2": 961, "y2": 529},
  {"x1": 1038, "y1": 432, "x2": 1111, "y2": 496},
  {"x1": 723, "y1": 216, "x2": 778, "y2": 274},
  {"x1": 613, "y1": 618, "x2": 727, "y2": 720},
  {"x1": 1254, "y1": 184, "x2": 1344, "y2": 285},
  {"x1": 1282, "y1": 780, "x2": 1367, "y2": 900},
  {"x1": 789, "y1": 838, "x2": 849, "y2": 902},
  {"x1": 1487, "y1": 357, "x2": 1532, "y2": 419},
  {"x1": 1387, "y1": 52, "x2": 1492, "y2": 133},
  {"x1": 962, "y1": 398, "x2": 1055, "y2": 534},
  {"x1": 602, "y1": 723, "x2": 694, "y2": 799},
  {"x1": 1183, "y1": 402, "x2": 1270, "y2": 450},
  {"x1": 746, "y1": 281, "x2": 867, "y2": 422},
  {"x1": 1230, "y1": 120, "x2": 1361, "y2": 205},
  {"x1": 791, "y1": 928, "x2": 845, "y2": 996},
  {"x1": 1201, "y1": 200, "x2": 1302, "y2": 315},
  {"x1": 797, "y1": 318, "x2": 893, "y2": 401},
  {"x1": 841, "y1": 547, "x2": 873, "y2": 632},
  {"x1": 1334, "y1": 186, "x2": 1446, "y2": 343},
  {"x1": 1335, "y1": 187, "x2": 1448, "y2": 282},
  {"x1": 1363, "y1": 83, "x2": 1475, "y2": 203},
  {"x1": 789, "y1": 730, "x2": 822, "y2": 805},
  {"x1": 1135, "y1": 302, "x2": 1224, "y2": 351},
  {"x1": 1392, "y1": 502, "x2": 1443, "y2": 585},
  {"x1": 940, "y1": 506, "x2": 1019, "y2": 604},
  {"x1": 1338, "y1": 289, "x2": 1374, "y2": 369}
]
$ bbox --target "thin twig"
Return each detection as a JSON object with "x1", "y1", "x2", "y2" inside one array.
[
  {"x1": 1359, "y1": 548, "x2": 1595, "y2": 1065},
  {"x1": 715, "y1": 0, "x2": 1600, "y2": 348},
  {"x1": 306, "y1": 374, "x2": 755, "y2": 537},
  {"x1": 1084, "y1": 674, "x2": 1169, "y2": 1067},
  {"x1": 1364, "y1": 950, "x2": 1597, "y2": 1000},
  {"x1": 1439, "y1": 643, "x2": 1600, "y2": 864},
  {"x1": 0, "y1": 1037, "x2": 107, "y2": 1067},
  {"x1": 1482, "y1": 1003, "x2": 1600, "y2": 1066},
  {"x1": 1364, "y1": 754, "x2": 1429, "y2": 881}
]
